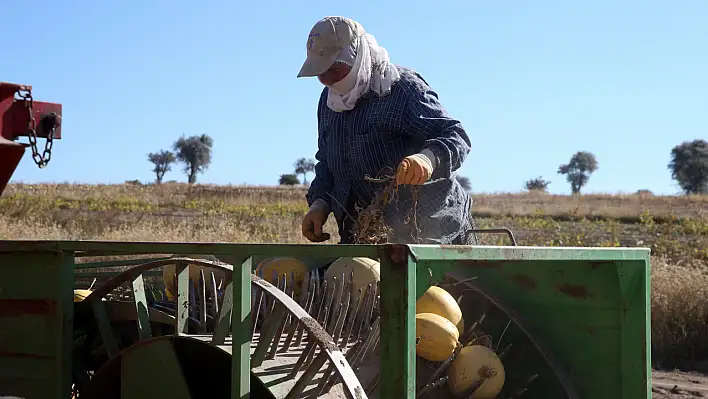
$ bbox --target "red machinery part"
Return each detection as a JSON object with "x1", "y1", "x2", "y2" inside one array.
[{"x1": 0, "y1": 82, "x2": 62, "y2": 195}]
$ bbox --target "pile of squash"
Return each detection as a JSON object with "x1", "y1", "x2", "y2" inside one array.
[{"x1": 416, "y1": 285, "x2": 506, "y2": 398}]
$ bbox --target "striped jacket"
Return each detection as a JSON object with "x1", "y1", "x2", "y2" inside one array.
[{"x1": 306, "y1": 66, "x2": 474, "y2": 244}]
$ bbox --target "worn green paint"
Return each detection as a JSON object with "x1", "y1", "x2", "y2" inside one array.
[
  {"x1": 413, "y1": 246, "x2": 651, "y2": 399},
  {"x1": 131, "y1": 274, "x2": 152, "y2": 339},
  {"x1": 120, "y1": 338, "x2": 192, "y2": 399},
  {"x1": 74, "y1": 257, "x2": 172, "y2": 269},
  {"x1": 378, "y1": 245, "x2": 417, "y2": 399},
  {"x1": 0, "y1": 241, "x2": 650, "y2": 399},
  {"x1": 0, "y1": 251, "x2": 74, "y2": 399},
  {"x1": 226, "y1": 255, "x2": 252, "y2": 399}
]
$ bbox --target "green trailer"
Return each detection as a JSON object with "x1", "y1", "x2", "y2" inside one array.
[{"x1": 0, "y1": 240, "x2": 651, "y2": 399}]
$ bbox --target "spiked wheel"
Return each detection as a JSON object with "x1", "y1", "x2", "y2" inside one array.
[
  {"x1": 419, "y1": 273, "x2": 582, "y2": 399},
  {"x1": 270, "y1": 265, "x2": 582, "y2": 399},
  {"x1": 70, "y1": 257, "x2": 367, "y2": 399}
]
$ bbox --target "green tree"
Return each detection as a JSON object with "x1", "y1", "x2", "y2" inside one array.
[
  {"x1": 294, "y1": 158, "x2": 316, "y2": 184},
  {"x1": 558, "y1": 151, "x2": 598, "y2": 194},
  {"x1": 525, "y1": 176, "x2": 551, "y2": 192},
  {"x1": 455, "y1": 175, "x2": 472, "y2": 192},
  {"x1": 173, "y1": 134, "x2": 214, "y2": 184},
  {"x1": 668, "y1": 139, "x2": 708, "y2": 195},
  {"x1": 279, "y1": 173, "x2": 300, "y2": 186},
  {"x1": 147, "y1": 150, "x2": 176, "y2": 183}
]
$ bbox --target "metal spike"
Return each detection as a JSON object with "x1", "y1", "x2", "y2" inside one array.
[
  {"x1": 460, "y1": 312, "x2": 486, "y2": 345},
  {"x1": 251, "y1": 285, "x2": 264, "y2": 337},
  {"x1": 366, "y1": 374, "x2": 380, "y2": 395},
  {"x1": 198, "y1": 269, "x2": 207, "y2": 333},
  {"x1": 285, "y1": 350, "x2": 329, "y2": 399},
  {"x1": 354, "y1": 284, "x2": 376, "y2": 341},
  {"x1": 417, "y1": 376, "x2": 449, "y2": 399},
  {"x1": 498, "y1": 343, "x2": 513, "y2": 360},
  {"x1": 332, "y1": 290, "x2": 351, "y2": 347},
  {"x1": 459, "y1": 363, "x2": 499, "y2": 399},
  {"x1": 509, "y1": 373, "x2": 539, "y2": 398},
  {"x1": 294, "y1": 273, "x2": 317, "y2": 347},
  {"x1": 320, "y1": 317, "x2": 381, "y2": 394},
  {"x1": 298, "y1": 279, "x2": 330, "y2": 367},
  {"x1": 341, "y1": 287, "x2": 364, "y2": 348},
  {"x1": 266, "y1": 273, "x2": 290, "y2": 360},
  {"x1": 280, "y1": 271, "x2": 313, "y2": 352},
  {"x1": 322, "y1": 276, "x2": 337, "y2": 331},
  {"x1": 327, "y1": 273, "x2": 346, "y2": 334},
  {"x1": 422, "y1": 343, "x2": 462, "y2": 389}
]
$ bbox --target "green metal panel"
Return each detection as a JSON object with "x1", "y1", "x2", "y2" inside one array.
[
  {"x1": 120, "y1": 338, "x2": 192, "y2": 399},
  {"x1": 0, "y1": 250, "x2": 74, "y2": 399},
  {"x1": 378, "y1": 245, "x2": 418, "y2": 399},
  {"x1": 0, "y1": 241, "x2": 650, "y2": 399},
  {"x1": 411, "y1": 245, "x2": 652, "y2": 399}
]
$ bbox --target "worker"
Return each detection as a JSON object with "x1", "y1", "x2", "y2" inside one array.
[{"x1": 297, "y1": 16, "x2": 478, "y2": 246}]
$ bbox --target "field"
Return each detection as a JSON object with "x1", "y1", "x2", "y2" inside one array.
[{"x1": 1, "y1": 182, "x2": 708, "y2": 373}]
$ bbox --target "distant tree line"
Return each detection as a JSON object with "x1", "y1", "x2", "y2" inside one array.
[
  {"x1": 147, "y1": 134, "x2": 214, "y2": 184},
  {"x1": 522, "y1": 139, "x2": 708, "y2": 195},
  {"x1": 279, "y1": 158, "x2": 316, "y2": 186},
  {"x1": 145, "y1": 136, "x2": 707, "y2": 195}
]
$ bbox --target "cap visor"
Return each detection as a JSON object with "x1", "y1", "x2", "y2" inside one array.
[{"x1": 297, "y1": 53, "x2": 338, "y2": 78}]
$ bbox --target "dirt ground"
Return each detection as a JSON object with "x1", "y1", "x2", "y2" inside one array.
[{"x1": 653, "y1": 370, "x2": 708, "y2": 398}]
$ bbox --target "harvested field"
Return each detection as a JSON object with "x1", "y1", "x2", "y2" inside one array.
[{"x1": 1, "y1": 182, "x2": 707, "y2": 373}]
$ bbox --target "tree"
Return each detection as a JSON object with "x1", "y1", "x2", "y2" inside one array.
[
  {"x1": 455, "y1": 175, "x2": 472, "y2": 191},
  {"x1": 557, "y1": 151, "x2": 598, "y2": 194},
  {"x1": 173, "y1": 134, "x2": 214, "y2": 184},
  {"x1": 147, "y1": 150, "x2": 176, "y2": 183},
  {"x1": 279, "y1": 174, "x2": 300, "y2": 186},
  {"x1": 524, "y1": 176, "x2": 551, "y2": 192},
  {"x1": 668, "y1": 139, "x2": 708, "y2": 195},
  {"x1": 294, "y1": 158, "x2": 316, "y2": 184}
]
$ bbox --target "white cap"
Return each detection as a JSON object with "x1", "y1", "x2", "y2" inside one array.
[{"x1": 297, "y1": 16, "x2": 364, "y2": 78}]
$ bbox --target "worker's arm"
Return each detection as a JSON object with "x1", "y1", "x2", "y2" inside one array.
[
  {"x1": 399, "y1": 73, "x2": 471, "y2": 180},
  {"x1": 305, "y1": 89, "x2": 335, "y2": 209}
]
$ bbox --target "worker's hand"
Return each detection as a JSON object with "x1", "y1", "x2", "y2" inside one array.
[
  {"x1": 396, "y1": 154, "x2": 434, "y2": 186},
  {"x1": 301, "y1": 199, "x2": 332, "y2": 243}
]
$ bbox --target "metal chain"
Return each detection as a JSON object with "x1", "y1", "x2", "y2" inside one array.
[{"x1": 16, "y1": 88, "x2": 54, "y2": 168}]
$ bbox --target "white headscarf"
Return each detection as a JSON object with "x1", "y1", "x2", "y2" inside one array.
[{"x1": 325, "y1": 32, "x2": 401, "y2": 112}]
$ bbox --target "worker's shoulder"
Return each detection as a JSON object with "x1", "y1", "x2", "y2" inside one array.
[{"x1": 392, "y1": 65, "x2": 434, "y2": 94}]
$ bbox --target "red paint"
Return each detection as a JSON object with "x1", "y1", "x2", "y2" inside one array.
[
  {"x1": 0, "y1": 82, "x2": 62, "y2": 141},
  {"x1": 556, "y1": 283, "x2": 592, "y2": 299},
  {"x1": 0, "y1": 299, "x2": 56, "y2": 318},
  {"x1": 387, "y1": 244, "x2": 409, "y2": 265},
  {"x1": 0, "y1": 81, "x2": 63, "y2": 197},
  {"x1": 510, "y1": 274, "x2": 538, "y2": 291},
  {"x1": 0, "y1": 350, "x2": 55, "y2": 360},
  {"x1": 0, "y1": 138, "x2": 25, "y2": 195}
]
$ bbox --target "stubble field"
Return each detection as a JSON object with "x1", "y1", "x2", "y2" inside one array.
[{"x1": 1, "y1": 182, "x2": 707, "y2": 372}]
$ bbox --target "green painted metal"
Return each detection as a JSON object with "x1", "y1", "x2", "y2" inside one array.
[
  {"x1": 0, "y1": 240, "x2": 651, "y2": 399},
  {"x1": 120, "y1": 338, "x2": 192, "y2": 399},
  {"x1": 0, "y1": 250, "x2": 74, "y2": 399}
]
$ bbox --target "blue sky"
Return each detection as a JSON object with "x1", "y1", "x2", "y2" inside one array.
[{"x1": 3, "y1": 0, "x2": 706, "y2": 195}]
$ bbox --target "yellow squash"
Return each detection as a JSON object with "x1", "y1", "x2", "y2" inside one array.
[
  {"x1": 447, "y1": 344, "x2": 505, "y2": 398},
  {"x1": 415, "y1": 312, "x2": 460, "y2": 362},
  {"x1": 416, "y1": 285, "x2": 465, "y2": 334},
  {"x1": 162, "y1": 254, "x2": 224, "y2": 301},
  {"x1": 324, "y1": 257, "x2": 380, "y2": 296},
  {"x1": 254, "y1": 257, "x2": 309, "y2": 296},
  {"x1": 73, "y1": 289, "x2": 93, "y2": 302}
]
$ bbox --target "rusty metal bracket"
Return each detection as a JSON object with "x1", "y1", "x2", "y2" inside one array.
[{"x1": 0, "y1": 82, "x2": 62, "y2": 168}]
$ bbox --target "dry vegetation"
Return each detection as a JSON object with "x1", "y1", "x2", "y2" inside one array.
[{"x1": 2, "y1": 182, "x2": 708, "y2": 370}]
